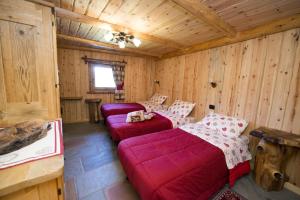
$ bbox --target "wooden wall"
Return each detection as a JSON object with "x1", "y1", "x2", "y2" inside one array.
[
  {"x1": 58, "y1": 48, "x2": 156, "y2": 123},
  {"x1": 155, "y1": 28, "x2": 300, "y2": 186}
]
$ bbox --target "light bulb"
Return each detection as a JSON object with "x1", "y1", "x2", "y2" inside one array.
[
  {"x1": 132, "y1": 38, "x2": 141, "y2": 47},
  {"x1": 104, "y1": 32, "x2": 113, "y2": 41},
  {"x1": 118, "y1": 40, "x2": 126, "y2": 48}
]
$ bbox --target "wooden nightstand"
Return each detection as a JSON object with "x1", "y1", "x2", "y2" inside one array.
[{"x1": 250, "y1": 127, "x2": 300, "y2": 191}]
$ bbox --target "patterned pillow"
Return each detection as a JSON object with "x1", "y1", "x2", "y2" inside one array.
[
  {"x1": 149, "y1": 93, "x2": 168, "y2": 105},
  {"x1": 199, "y1": 113, "x2": 248, "y2": 136},
  {"x1": 167, "y1": 100, "x2": 195, "y2": 118}
]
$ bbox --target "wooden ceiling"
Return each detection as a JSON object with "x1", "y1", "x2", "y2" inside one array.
[{"x1": 48, "y1": 0, "x2": 300, "y2": 58}]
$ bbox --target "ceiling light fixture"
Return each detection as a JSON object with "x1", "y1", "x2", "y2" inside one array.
[{"x1": 104, "y1": 31, "x2": 141, "y2": 48}]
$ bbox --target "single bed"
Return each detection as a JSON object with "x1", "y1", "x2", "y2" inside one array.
[
  {"x1": 118, "y1": 116, "x2": 251, "y2": 200},
  {"x1": 100, "y1": 94, "x2": 168, "y2": 120},
  {"x1": 106, "y1": 111, "x2": 193, "y2": 142},
  {"x1": 106, "y1": 100, "x2": 196, "y2": 142},
  {"x1": 101, "y1": 103, "x2": 146, "y2": 120}
]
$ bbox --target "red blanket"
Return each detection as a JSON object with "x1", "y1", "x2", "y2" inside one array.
[
  {"x1": 106, "y1": 112, "x2": 173, "y2": 142},
  {"x1": 118, "y1": 128, "x2": 250, "y2": 200},
  {"x1": 100, "y1": 103, "x2": 146, "y2": 119}
]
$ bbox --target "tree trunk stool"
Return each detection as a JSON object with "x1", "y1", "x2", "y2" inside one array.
[
  {"x1": 85, "y1": 98, "x2": 102, "y2": 123},
  {"x1": 250, "y1": 127, "x2": 300, "y2": 191}
]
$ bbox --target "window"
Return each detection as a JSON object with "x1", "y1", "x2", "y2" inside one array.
[
  {"x1": 89, "y1": 64, "x2": 116, "y2": 93},
  {"x1": 94, "y1": 66, "x2": 116, "y2": 88}
]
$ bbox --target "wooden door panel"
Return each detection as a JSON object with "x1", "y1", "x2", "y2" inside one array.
[
  {"x1": 0, "y1": 21, "x2": 39, "y2": 103},
  {"x1": 0, "y1": 20, "x2": 47, "y2": 125}
]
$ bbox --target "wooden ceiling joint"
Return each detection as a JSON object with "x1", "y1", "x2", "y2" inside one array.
[{"x1": 170, "y1": 0, "x2": 236, "y2": 37}]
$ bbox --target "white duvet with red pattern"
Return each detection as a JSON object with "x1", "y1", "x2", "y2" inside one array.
[{"x1": 180, "y1": 122, "x2": 252, "y2": 170}]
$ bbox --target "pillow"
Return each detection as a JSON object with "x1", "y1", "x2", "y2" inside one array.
[
  {"x1": 199, "y1": 113, "x2": 248, "y2": 136},
  {"x1": 149, "y1": 93, "x2": 167, "y2": 105},
  {"x1": 167, "y1": 100, "x2": 195, "y2": 118}
]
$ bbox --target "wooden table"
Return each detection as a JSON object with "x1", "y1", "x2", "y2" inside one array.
[
  {"x1": 85, "y1": 98, "x2": 102, "y2": 123},
  {"x1": 250, "y1": 127, "x2": 300, "y2": 191},
  {"x1": 0, "y1": 155, "x2": 64, "y2": 200}
]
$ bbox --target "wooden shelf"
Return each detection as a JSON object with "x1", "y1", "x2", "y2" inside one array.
[
  {"x1": 250, "y1": 127, "x2": 300, "y2": 148},
  {"x1": 60, "y1": 96, "x2": 83, "y2": 101}
]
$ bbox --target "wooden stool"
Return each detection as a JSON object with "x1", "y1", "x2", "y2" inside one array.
[
  {"x1": 250, "y1": 127, "x2": 300, "y2": 191},
  {"x1": 85, "y1": 98, "x2": 102, "y2": 123}
]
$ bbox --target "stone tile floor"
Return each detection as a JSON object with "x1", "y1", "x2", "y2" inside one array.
[{"x1": 63, "y1": 122, "x2": 300, "y2": 200}]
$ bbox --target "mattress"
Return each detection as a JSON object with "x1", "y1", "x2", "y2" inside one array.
[
  {"x1": 100, "y1": 103, "x2": 146, "y2": 119},
  {"x1": 106, "y1": 112, "x2": 173, "y2": 142},
  {"x1": 118, "y1": 128, "x2": 250, "y2": 200}
]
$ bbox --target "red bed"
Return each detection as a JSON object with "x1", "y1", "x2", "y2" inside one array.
[
  {"x1": 118, "y1": 128, "x2": 250, "y2": 200},
  {"x1": 101, "y1": 103, "x2": 146, "y2": 120},
  {"x1": 106, "y1": 112, "x2": 173, "y2": 142}
]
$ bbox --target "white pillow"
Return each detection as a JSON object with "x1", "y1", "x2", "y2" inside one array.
[
  {"x1": 149, "y1": 93, "x2": 168, "y2": 105},
  {"x1": 199, "y1": 113, "x2": 248, "y2": 137},
  {"x1": 167, "y1": 100, "x2": 195, "y2": 118}
]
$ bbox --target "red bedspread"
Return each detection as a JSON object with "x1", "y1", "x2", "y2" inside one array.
[
  {"x1": 100, "y1": 103, "x2": 146, "y2": 119},
  {"x1": 106, "y1": 112, "x2": 173, "y2": 142},
  {"x1": 118, "y1": 128, "x2": 250, "y2": 200}
]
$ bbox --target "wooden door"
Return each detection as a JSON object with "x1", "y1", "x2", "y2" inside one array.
[{"x1": 0, "y1": 0, "x2": 60, "y2": 126}]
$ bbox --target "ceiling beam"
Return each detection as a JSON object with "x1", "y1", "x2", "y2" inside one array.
[
  {"x1": 25, "y1": 0, "x2": 54, "y2": 7},
  {"x1": 57, "y1": 34, "x2": 160, "y2": 58},
  {"x1": 170, "y1": 0, "x2": 236, "y2": 37},
  {"x1": 55, "y1": 7, "x2": 184, "y2": 50},
  {"x1": 57, "y1": 44, "x2": 158, "y2": 59},
  {"x1": 161, "y1": 14, "x2": 300, "y2": 59}
]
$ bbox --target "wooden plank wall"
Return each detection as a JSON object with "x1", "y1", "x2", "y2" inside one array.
[
  {"x1": 155, "y1": 28, "x2": 300, "y2": 187},
  {"x1": 58, "y1": 48, "x2": 156, "y2": 123}
]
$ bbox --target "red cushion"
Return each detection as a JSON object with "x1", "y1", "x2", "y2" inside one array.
[
  {"x1": 106, "y1": 112, "x2": 173, "y2": 142},
  {"x1": 100, "y1": 103, "x2": 146, "y2": 119},
  {"x1": 118, "y1": 128, "x2": 250, "y2": 200}
]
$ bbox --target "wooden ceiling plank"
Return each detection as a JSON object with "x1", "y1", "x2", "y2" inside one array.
[
  {"x1": 55, "y1": 6, "x2": 184, "y2": 49},
  {"x1": 85, "y1": 0, "x2": 109, "y2": 18},
  {"x1": 73, "y1": 0, "x2": 90, "y2": 14},
  {"x1": 169, "y1": 0, "x2": 236, "y2": 37},
  {"x1": 162, "y1": 14, "x2": 300, "y2": 59},
  {"x1": 57, "y1": 34, "x2": 160, "y2": 58},
  {"x1": 99, "y1": 0, "x2": 123, "y2": 20},
  {"x1": 76, "y1": 23, "x2": 93, "y2": 38},
  {"x1": 85, "y1": 26, "x2": 101, "y2": 40},
  {"x1": 60, "y1": 0, "x2": 75, "y2": 10},
  {"x1": 59, "y1": 18, "x2": 71, "y2": 35}
]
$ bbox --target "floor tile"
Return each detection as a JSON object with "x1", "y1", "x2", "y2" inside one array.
[
  {"x1": 81, "y1": 149, "x2": 117, "y2": 172},
  {"x1": 64, "y1": 144, "x2": 100, "y2": 161},
  {"x1": 64, "y1": 157, "x2": 84, "y2": 180},
  {"x1": 76, "y1": 160, "x2": 126, "y2": 198},
  {"x1": 65, "y1": 177, "x2": 78, "y2": 200},
  {"x1": 64, "y1": 137, "x2": 87, "y2": 149},
  {"x1": 81, "y1": 189, "x2": 106, "y2": 200}
]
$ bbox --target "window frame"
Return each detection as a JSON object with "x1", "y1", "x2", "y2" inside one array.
[{"x1": 88, "y1": 63, "x2": 116, "y2": 94}]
